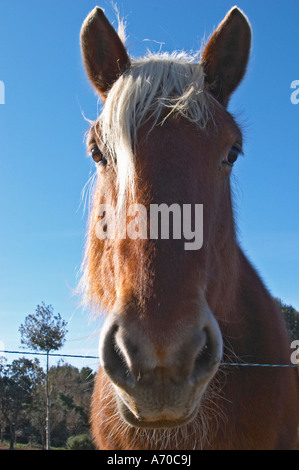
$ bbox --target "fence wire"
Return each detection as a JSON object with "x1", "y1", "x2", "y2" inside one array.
[
  {"x1": 1, "y1": 350, "x2": 298, "y2": 367},
  {"x1": 0, "y1": 350, "x2": 98, "y2": 359}
]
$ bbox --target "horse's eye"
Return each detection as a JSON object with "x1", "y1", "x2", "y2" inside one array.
[
  {"x1": 91, "y1": 145, "x2": 107, "y2": 165},
  {"x1": 223, "y1": 146, "x2": 242, "y2": 167}
]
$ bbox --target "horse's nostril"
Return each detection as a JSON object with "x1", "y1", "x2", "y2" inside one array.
[
  {"x1": 196, "y1": 343, "x2": 210, "y2": 365},
  {"x1": 101, "y1": 324, "x2": 137, "y2": 389},
  {"x1": 189, "y1": 328, "x2": 221, "y2": 386}
]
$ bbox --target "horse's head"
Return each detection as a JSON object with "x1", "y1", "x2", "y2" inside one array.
[{"x1": 80, "y1": 7, "x2": 251, "y2": 429}]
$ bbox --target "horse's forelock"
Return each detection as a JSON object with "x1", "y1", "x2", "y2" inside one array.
[{"x1": 96, "y1": 53, "x2": 213, "y2": 214}]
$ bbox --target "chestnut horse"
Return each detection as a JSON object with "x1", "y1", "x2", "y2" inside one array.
[{"x1": 80, "y1": 7, "x2": 299, "y2": 449}]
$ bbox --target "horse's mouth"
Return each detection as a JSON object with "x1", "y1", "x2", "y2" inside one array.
[{"x1": 117, "y1": 398, "x2": 199, "y2": 429}]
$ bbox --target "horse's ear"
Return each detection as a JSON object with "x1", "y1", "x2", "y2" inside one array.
[
  {"x1": 201, "y1": 7, "x2": 251, "y2": 107},
  {"x1": 80, "y1": 7, "x2": 130, "y2": 99}
]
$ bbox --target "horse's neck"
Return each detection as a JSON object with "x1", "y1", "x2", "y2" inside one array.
[{"x1": 222, "y1": 246, "x2": 291, "y2": 364}]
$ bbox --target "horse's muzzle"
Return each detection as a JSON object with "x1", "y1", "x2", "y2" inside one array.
[{"x1": 99, "y1": 301, "x2": 223, "y2": 428}]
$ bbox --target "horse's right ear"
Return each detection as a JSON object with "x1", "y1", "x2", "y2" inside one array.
[
  {"x1": 80, "y1": 7, "x2": 130, "y2": 99},
  {"x1": 201, "y1": 7, "x2": 251, "y2": 106}
]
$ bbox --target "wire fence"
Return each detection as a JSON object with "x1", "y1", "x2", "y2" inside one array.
[
  {"x1": 1, "y1": 350, "x2": 298, "y2": 368},
  {"x1": 0, "y1": 350, "x2": 98, "y2": 360}
]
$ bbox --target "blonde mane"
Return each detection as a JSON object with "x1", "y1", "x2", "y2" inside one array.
[{"x1": 94, "y1": 52, "x2": 213, "y2": 214}]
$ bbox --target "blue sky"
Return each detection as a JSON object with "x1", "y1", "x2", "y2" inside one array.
[{"x1": 0, "y1": 0, "x2": 298, "y2": 371}]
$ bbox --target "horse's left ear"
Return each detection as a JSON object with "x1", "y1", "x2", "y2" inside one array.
[
  {"x1": 201, "y1": 7, "x2": 251, "y2": 107},
  {"x1": 80, "y1": 7, "x2": 130, "y2": 99}
]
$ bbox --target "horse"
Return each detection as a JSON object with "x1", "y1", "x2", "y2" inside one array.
[{"x1": 79, "y1": 6, "x2": 299, "y2": 449}]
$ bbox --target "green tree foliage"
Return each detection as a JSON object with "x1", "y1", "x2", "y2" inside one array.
[
  {"x1": 19, "y1": 302, "x2": 68, "y2": 449},
  {"x1": 275, "y1": 298, "x2": 299, "y2": 342},
  {"x1": 0, "y1": 361, "x2": 95, "y2": 448},
  {"x1": 0, "y1": 358, "x2": 44, "y2": 449},
  {"x1": 19, "y1": 302, "x2": 68, "y2": 353},
  {"x1": 48, "y1": 363, "x2": 94, "y2": 447},
  {"x1": 67, "y1": 433, "x2": 94, "y2": 450},
  {"x1": 1, "y1": 306, "x2": 95, "y2": 448}
]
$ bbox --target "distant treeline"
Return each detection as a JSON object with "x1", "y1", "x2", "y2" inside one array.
[
  {"x1": 0, "y1": 360, "x2": 95, "y2": 450},
  {"x1": 274, "y1": 298, "x2": 299, "y2": 342}
]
